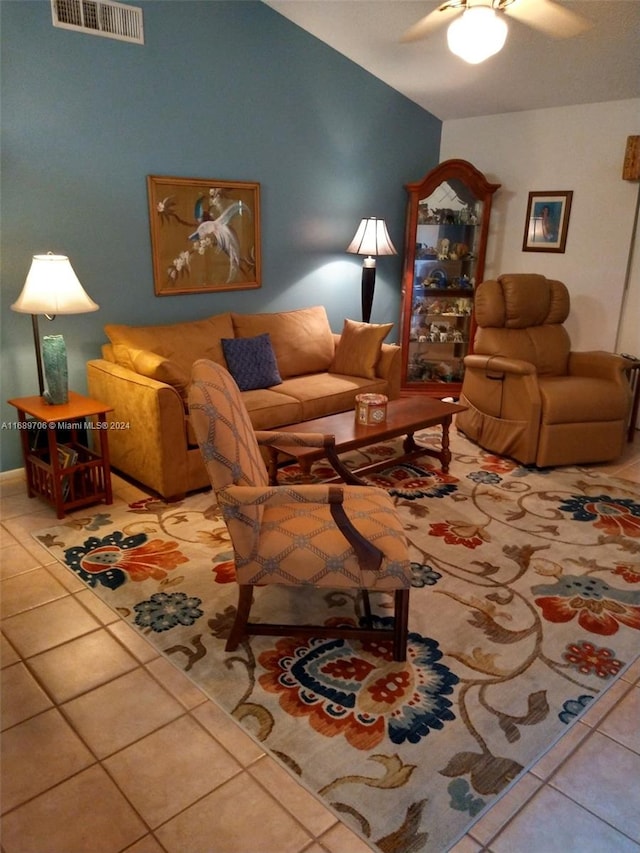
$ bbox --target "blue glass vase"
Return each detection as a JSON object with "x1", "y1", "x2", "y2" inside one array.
[{"x1": 42, "y1": 334, "x2": 69, "y2": 405}]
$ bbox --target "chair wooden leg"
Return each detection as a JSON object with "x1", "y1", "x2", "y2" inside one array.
[
  {"x1": 226, "y1": 584, "x2": 253, "y2": 651},
  {"x1": 226, "y1": 585, "x2": 409, "y2": 660},
  {"x1": 362, "y1": 589, "x2": 373, "y2": 626},
  {"x1": 393, "y1": 589, "x2": 410, "y2": 662}
]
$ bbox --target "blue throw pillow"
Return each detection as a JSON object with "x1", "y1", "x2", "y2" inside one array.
[{"x1": 221, "y1": 333, "x2": 282, "y2": 391}]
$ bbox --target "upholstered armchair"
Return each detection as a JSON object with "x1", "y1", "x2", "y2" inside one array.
[
  {"x1": 188, "y1": 359, "x2": 412, "y2": 660},
  {"x1": 456, "y1": 274, "x2": 631, "y2": 467}
]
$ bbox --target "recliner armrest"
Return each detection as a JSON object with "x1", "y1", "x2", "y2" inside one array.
[
  {"x1": 460, "y1": 353, "x2": 542, "y2": 426},
  {"x1": 568, "y1": 351, "x2": 630, "y2": 383}
]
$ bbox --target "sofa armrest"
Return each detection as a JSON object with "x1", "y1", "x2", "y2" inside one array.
[
  {"x1": 86, "y1": 358, "x2": 190, "y2": 498},
  {"x1": 377, "y1": 343, "x2": 402, "y2": 399}
]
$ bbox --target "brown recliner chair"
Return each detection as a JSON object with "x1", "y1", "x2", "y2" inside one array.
[{"x1": 456, "y1": 274, "x2": 631, "y2": 467}]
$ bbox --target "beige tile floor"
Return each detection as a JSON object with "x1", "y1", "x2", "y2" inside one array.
[{"x1": 1, "y1": 438, "x2": 639, "y2": 853}]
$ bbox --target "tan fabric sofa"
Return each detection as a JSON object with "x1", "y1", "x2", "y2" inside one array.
[{"x1": 86, "y1": 306, "x2": 401, "y2": 499}]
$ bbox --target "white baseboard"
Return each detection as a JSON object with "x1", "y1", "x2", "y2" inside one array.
[{"x1": 0, "y1": 467, "x2": 25, "y2": 481}]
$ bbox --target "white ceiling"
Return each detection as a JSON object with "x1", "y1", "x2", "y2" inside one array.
[{"x1": 263, "y1": 0, "x2": 640, "y2": 121}]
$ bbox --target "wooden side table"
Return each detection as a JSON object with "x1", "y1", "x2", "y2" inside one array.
[
  {"x1": 7, "y1": 392, "x2": 114, "y2": 518},
  {"x1": 624, "y1": 357, "x2": 640, "y2": 443}
]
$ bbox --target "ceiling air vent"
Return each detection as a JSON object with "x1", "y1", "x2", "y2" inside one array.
[{"x1": 51, "y1": 0, "x2": 144, "y2": 44}]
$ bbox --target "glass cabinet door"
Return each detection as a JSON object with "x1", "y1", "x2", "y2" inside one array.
[{"x1": 400, "y1": 160, "x2": 500, "y2": 397}]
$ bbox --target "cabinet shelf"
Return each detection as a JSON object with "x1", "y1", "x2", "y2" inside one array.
[{"x1": 409, "y1": 338, "x2": 470, "y2": 344}]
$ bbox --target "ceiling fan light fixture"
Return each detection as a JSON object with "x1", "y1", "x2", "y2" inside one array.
[{"x1": 447, "y1": 5, "x2": 508, "y2": 64}]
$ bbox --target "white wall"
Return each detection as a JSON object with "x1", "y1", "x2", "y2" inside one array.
[{"x1": 440, "y1": 99, "x2": 640, "y2": 353}]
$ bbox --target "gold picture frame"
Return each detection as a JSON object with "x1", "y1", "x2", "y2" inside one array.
[
  {"x1": 522, "y1": 190, "x2": 573, "y2": 253},
  {"x1": 147, "y1": 175, "x2": 261, "y2": 295}
]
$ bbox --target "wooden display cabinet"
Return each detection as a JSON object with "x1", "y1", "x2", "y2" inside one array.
[{"x1": 400, "y1": 159, "x2": 500, "y2": 397}]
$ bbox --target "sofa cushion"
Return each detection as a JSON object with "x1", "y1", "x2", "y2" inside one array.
[
  {"x1": 105, "y1": 313, "x2": 235, "y2": 381},
  {"x1": 186, "y1": 386, "x2": 302, "y2": 444},
  {"x1": 331, "y1": 318, "x2": 393, "y2": 379},
  {"x1": 231, "y1": 306, "x2": 334, "y2": 379},
  {"x1": 221, "y1": 333, "x2": 282, "y2": 391},
  {"x1": 274, "y1": 373, "x2": 389, "y2": 421},
  {"x1": 240, "y1": 388, "x2": 302, "y2": 430}
]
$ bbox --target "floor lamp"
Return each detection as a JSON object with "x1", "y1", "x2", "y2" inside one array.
[
  {"x1": 11, "y1": 253, "x2": 99, "y2": 404},
  {"x1": 346, "y1": 217, "x2": 397, "y2": 323}
]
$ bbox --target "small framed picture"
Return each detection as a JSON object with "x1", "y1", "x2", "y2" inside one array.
[{"x1": 522, "y1": 191, "x2": 573, "y2": 253}]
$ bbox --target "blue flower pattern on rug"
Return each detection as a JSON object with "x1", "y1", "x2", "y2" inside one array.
[
  {"x1": 411, "y1": 562, "x2": 442, "y2": 587},
  {"x1": 559, "y1": 695, "x2": 594, "y2": 724},
  {"x1": 134, "y1": 592, "x2": 203, "y2": 632}
]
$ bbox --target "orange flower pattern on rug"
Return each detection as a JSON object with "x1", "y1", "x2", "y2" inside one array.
[
  {"x1": 533, "y1": 494, "x2": 640, "y2": 635},
  {"x1": 66, "y1": 533, "x2": 188, "y2": 588},
  {"x1": 558, "y1": 494, "x2": 640, "y2": 537},
  {"x1": 259, "y1": 626, "x2": 459, "y2": 749},
  {"x1": 533, "y1": 575, "x2": 640, "y2": 636},
  {"x1": 212, "y1": 559, "x2": 236, "y2": 583}
]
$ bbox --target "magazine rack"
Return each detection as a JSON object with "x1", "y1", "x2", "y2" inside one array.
[{"x1": 8, "y1": 392, "x2": 114, "y2": 518}]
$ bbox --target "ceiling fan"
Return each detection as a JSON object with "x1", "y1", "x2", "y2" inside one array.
[{"x1": 401, "y1": 0, "x2": 592, "y2": 64}]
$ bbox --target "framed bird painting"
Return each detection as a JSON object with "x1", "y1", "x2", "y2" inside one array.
[{"x1": 147, "y1": 175, "x2": 261, "y2": 295}]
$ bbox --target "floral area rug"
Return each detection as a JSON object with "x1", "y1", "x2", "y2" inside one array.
[{"x1": 34, "y1": 428, "x2": 640, "y2": 853}]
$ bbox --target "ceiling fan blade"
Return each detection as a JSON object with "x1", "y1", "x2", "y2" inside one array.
[
  {"x1": 506, "y1": 0, "x2": 592, "y2": 38},
  {"x1": 400, "y1": 3, "x2": 462, "y2": 43}
]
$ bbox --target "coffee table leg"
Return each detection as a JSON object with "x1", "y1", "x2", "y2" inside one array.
[
  {"x1": 403, "y1": 432, "x2": 417, "y2": 454},
  {"x1": 440, "y1": 416, "x2": 452, "y2": 473},
  {"x1": 299, "y1": 459, "x2": 315, "y2": 483},
  {"x1": 402, "y1": 418, "x2": 452, "y2": 473}
]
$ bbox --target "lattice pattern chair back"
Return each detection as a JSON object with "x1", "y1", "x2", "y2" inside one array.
[{"x1": 189, "y1": 359, "x2": 267, "y2": 537}]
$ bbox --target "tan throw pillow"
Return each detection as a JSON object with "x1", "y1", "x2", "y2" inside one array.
[
  {"x1": 331, "y1": 318, "x2": 393, "y2": 379},
  {"x1": 128, "y1": 349, "x2": 190, "y2": 396}
]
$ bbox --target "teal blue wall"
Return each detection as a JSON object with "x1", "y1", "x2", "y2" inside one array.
[{"x1": 0, "y1": 0, "x2": 441, "y2": 471}]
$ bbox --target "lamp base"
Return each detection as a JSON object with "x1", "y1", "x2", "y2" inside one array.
[
  {"x1": 42, "y1": 334, "x2": 69, "y2": 405},
  {"x1": 361, "y1": 262, "x2": 377, "y2": 324}
]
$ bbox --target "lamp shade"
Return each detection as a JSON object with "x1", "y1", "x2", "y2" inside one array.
[
  {"x1": 346, "y1": 218, "x2": 397, "y2": 257},
  {"x1": 11, "y1": 253, "x2": 99, "y2": 315},
  {"x1": 447, "y1": 6, "x2": 508, "y2": 64}
]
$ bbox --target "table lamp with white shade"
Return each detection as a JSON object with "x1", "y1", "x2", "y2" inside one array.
[{"x1": 11, "y1": 253, "x2": 99, "y2": 404}]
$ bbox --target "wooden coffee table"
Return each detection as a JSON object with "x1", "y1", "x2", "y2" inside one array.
[{"x1": 267, "y1": 396, "x2": 466, "y2": 486}]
